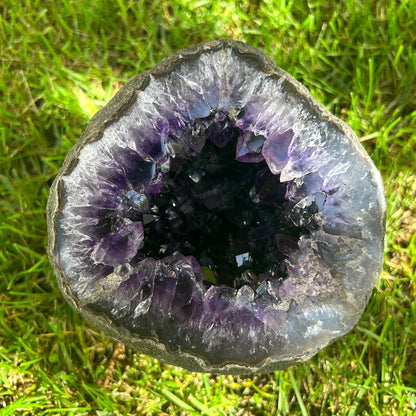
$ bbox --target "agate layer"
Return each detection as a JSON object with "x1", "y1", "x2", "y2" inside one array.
[{"x1": 47, "y1": 40, "x2": 386, "y2": 374}]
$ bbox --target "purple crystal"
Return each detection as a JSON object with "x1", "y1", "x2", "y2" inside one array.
[
  {"x1": 92, "y1": 220, "x2": 144, "y2": 267},
  {"x1": 47, "y1": 40, "x2": 386, "y2": 374}
]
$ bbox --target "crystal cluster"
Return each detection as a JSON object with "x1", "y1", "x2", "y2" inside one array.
[{"x1": 47, "y1": 40, "x2": 386, "y2": 374}]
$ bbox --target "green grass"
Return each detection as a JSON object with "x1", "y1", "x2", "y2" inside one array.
[{"x1": 1, "y1": 0, "x2": 415, "y2": 414}]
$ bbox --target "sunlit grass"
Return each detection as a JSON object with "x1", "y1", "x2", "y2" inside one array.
[{"x1": 1, "y1": 0, "x2": 415, "y2": 414}]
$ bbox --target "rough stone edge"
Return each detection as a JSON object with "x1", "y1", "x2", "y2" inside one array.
[{"x1": 76, "y1": 305, "x2": 346, "y2": 375}]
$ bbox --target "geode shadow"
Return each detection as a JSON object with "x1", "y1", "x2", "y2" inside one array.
[{"x1": 47, "y1": 40, "x2": 386, "y2": 375}]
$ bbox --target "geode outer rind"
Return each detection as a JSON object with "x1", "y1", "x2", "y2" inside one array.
[{"x1": 47, "y1": 39, "x2": 386, "y2": 375}]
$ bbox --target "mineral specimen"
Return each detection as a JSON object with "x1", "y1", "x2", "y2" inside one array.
[{"x1": 47, "y1": 40, "x2": 386, "y2": 375}]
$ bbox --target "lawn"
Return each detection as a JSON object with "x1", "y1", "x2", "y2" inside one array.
[{"x1": 1, "y1": 0, "x2": 415, "y2": 414}]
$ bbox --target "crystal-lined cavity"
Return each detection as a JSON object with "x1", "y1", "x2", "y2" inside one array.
[{"x1": 47, "y1": 40, "x2": 386, "y2": 375}]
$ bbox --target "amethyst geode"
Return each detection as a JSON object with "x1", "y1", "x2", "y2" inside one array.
[{"x1": 47, "y1": 40, "x2": 386, "y2": 374}]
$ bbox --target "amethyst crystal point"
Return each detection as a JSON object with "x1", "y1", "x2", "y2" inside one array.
[{"x1": 47, "y1": 40, "x2": 386, "y2": 375}]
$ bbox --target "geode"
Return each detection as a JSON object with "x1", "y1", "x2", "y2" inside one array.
[{"x1": 47, "y1": 40, "x2": 386, "y2": 375}]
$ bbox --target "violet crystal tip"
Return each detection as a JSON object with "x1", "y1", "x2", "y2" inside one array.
[{"x1": 47, "y1": 40, "x2": 386, "y2": 375}]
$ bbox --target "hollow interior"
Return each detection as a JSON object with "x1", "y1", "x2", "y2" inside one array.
[{"x1": 140, "y1": 116, "x2": 308, "y2": 288}]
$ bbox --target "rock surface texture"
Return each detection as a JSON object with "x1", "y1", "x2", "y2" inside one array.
[{"x1": 47, "y1": 40, "x2": 386, "y2": 375}]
